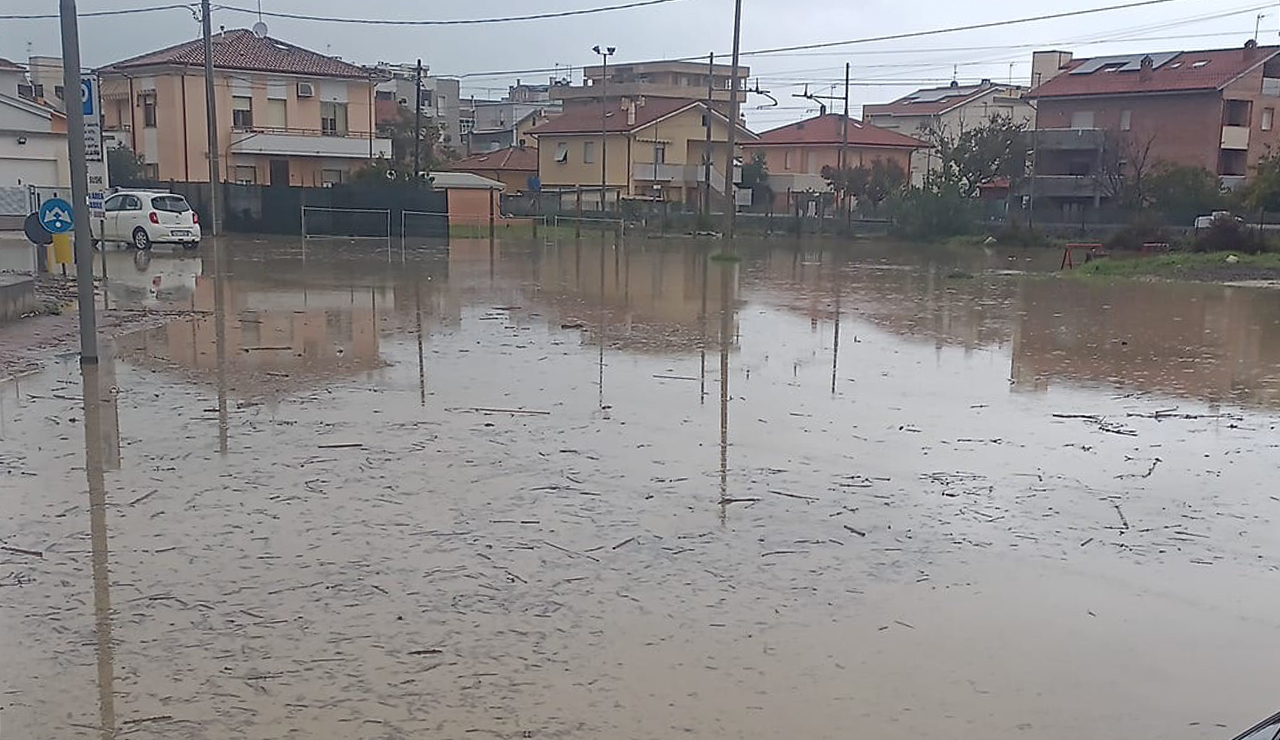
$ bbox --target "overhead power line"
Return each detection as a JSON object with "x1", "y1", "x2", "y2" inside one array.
[
  {"x1": 0, "y1": 3, "x2": 194, "y2": 20},
  {"x1": 727, "y1": 0, "x2": 1199, "y2": 58},
  {"x1": 216, "y1": 0, "x2": 686, "y2": 26}
]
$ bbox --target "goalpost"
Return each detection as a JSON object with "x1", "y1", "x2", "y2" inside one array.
[{"x1": 301, "y1": 206, "x2": 392, "y2": 240}]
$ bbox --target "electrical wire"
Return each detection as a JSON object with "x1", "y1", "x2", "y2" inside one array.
[
  {"x1": 0, "y1": 3, "x2": 195, "y2": 20},
  {"x1": 215, "y1": 0, "x2": 687, "y2": 26}
]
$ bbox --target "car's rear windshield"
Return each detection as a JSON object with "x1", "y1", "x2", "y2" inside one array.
[{"x1": 152, "y1": 196, "x2": 191, "y2": 213}]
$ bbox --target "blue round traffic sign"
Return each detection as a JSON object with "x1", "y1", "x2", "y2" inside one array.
[{"x1": 39, "y1": 198, "x2": 74, "y2": 234}]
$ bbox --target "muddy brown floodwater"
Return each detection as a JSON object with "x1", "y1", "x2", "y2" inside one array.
[{"x1": 2, "y1": 235, "x2": 1280, "y2": 740}]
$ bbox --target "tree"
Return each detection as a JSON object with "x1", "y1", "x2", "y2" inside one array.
[
  {"x1": 918, "y1": 114, "x2": 1028, "y2": 197},
  {"x1": 1096, "y1": 130, "x2": 1159, "y2": 209},
  {"x1": 1144, "y1": 161, "x2": 1223, "y2": 219},
  {"x1": 740, "y1": 152, "x2": 773, "y2": 209},
  {"x1": 1243, "y1": 151, "x2": 1280, "y2": 214},
  {"x1": 821, "y1": 159, "x2": 905, "y2": 214},
  {"x1": 107, "y1": 144, "x2": 146, "y2": 186}
]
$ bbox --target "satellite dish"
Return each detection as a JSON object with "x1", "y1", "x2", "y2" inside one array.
[{"x1": 252, "y1": 21, "x2": 270, "y2": 38}]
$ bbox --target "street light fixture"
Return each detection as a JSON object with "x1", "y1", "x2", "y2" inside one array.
[{"x1": 593, "y1": 45, "x2": 615, "y2": 213}]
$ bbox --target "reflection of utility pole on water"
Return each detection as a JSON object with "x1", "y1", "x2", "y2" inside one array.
[
  {"x1": 81, "y1": 362, "x2": 117, "y2": 740},
  {"x1": 213, "y1": 236, "x2": 229, "y2": 455},
  {"x1": 831, "y1": 271, "x2": 842, "y2": 395},
  {"x1": 717, "y1": 261, "x2": 733, "y2": 523}
]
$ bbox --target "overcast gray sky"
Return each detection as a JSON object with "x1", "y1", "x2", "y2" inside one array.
[{"x1": 2, "y1": 0, "x2": 1274, "y2": 128}]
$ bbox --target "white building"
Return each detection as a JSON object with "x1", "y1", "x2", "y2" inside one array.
[
  {"x1": 863, "y1": 79, "x2": 1034, "y2": 186},
  {"x1": 0, "y1": 56, "x2": 70, "y2": 190}
]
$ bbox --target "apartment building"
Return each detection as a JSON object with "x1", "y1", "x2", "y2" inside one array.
[
  {"x1": 864, "y1": 80, "x2": 1034, "y2": 186},
  {"x1": 742, "y1": 114, "x2": 928, "y2": 209},
  {"x1": 529, "y1": 97, "x2": 755, "y2": 209},
  {"x1": 552, "y1": 59, "x2": 749, "y2": 113},
  {"x1": 98, "y1": 29, "x2": 390, "y2": 187},
  {"x1": 1024, "y1": 41, "x2": 1280, "y2": 215},
  {"x1": 373, "y1": 63, "x2": 462, "y2": 154}
]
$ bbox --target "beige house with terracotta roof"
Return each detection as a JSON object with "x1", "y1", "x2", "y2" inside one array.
[
  {"x1": 742, "y1": 114, "x2": 928, "y2": 207},
  {"x1": 98, "y1": 29, "x2": 390, "y2": 187},
  {"x1": 451, "y1": 145, "x2": 539, "y2": 193},
  {"x1": 529, "y1": 98, "x2": 754, "y2": 209},
  {"x1": 864, "y1": 80, "x2": 1033, "y2": 186}
]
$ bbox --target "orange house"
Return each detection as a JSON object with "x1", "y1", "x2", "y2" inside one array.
[{"x1": 742, "y1": 113, "x2": 928, "y2": 210}]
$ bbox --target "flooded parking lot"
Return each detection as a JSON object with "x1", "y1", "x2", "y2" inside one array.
[{"x1": 2, "y1": 235, "x2": 1279, "y2": 739}]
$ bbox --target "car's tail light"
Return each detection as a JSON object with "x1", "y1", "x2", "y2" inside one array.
[
  {"x1": 148, "y1": 212, "x2": 159, "y2": 224},
  {"x1": 192, "y1": 211, "x2": 199, "y2": 224}
]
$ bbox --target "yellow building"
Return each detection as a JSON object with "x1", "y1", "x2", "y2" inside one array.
[
  {"x1": 529, "y1": 98, "x2": 755, "y2": 209},
  {"x1": 98, "y1": 29, "x2": 390, "y2": 187}
]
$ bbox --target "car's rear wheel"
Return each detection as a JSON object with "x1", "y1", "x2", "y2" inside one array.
[
  {"x1": 132, "y1": 227, "x2": 152, "y2": 251},
  {"x1": 182, "y1": 241, "x2": 199, "y2": 251}
]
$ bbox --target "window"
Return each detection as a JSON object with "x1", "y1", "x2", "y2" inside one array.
[
  {"x1": 1192, "y1": 60, "x2": 1210, "y2": 68},
  {"x1": 232, "y1": 96, "x2": 254, "y2": 129},
  {"x1": 124, "y1": 194, "x2": 144, "y2": 210},
  {"x1": 322, "y1": 168, "x2": 345, "y2": 186},
  {"x1": 234, "y1": 165, "x2": 257, "y2": 184},
  {"x1": 784, "y1": 150, "x2": 793, "y2": 170},
  {"x1": 1219, "y1": 149, "x2": 1248, "y2": 176},
  {"x1": 152, "y1": 195, "x2": 191, "y2": 213},
  {"x1": 1225, "y1": 99, "x2": 1252, "y2": 127},
  {"x1": 555, "y1": 142, "x2": 569, "y2": 163},
  {"x1": 141, "y1": 94, "x2": 157, "y2": 128},
  {"x1": 267, "y1": 99, "x2": 287, "y2": 129},
  {"x1": 1120, "y1": 110, "x2": 1132, "y2": 131},
  {"x1": 103, "y1": 195, "x2": 125, "y2": 212},
  {"x1": 1070, "y1": 111, "x2": 1095, "y2": 129},
  {"x1": 320, "y1": 101, "x2": 348, "y2": 136},
  {"x1": 1265, "y1": 107, "x2": 1275, "y2": 131},
  {"x1": 584, "y1": 140, "x2": 597, "y2": 163},
  {"x1": 654, "y1": 143, "x2": 666, "y2": 164}
]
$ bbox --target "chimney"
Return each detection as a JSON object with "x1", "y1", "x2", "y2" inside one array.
[
  {"x1": 980, "y1": 78, "x2": 992, "y2": 87},
  {"x1": 626, "y1": 100, "x2": 636, "y2": 126},
  {"x1": 1245, "y1": 38, "x2": 1260, "y2": 61},
  {"x1": 1139, "y1": 55, "x2": 1154, "y2": 82},
  {"x1": 1031, "y1": 50, "x2": 1073, "y2": 88}
]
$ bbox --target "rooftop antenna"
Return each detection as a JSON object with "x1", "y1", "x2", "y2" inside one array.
[
  {"x1": 252, "y1": 0, "x2": 269, "y2": 37},
  {"x1": 952, "y1": 64, "x2": 958, "y2": 83},
  {"x1": 1009, "y1": 62, "x2": 1015, "y2": 85},
  {"x1": 1256, "y1": 13, "x2": 1268, "y2": 42}
]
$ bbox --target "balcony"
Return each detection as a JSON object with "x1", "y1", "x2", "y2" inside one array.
[
  {"x1": 229, "y1": 127, "x2": 392, "y2": 159},
  {"x1": 1025, "y1": 175, "x2": 1104, "y2": 199},
  {"x1": 633, "y1": 162, "x2": 689, "y2": 182},
  {"x1": 1029, "y1": 128, "x2": 1107, "y2": 151},
  {"x1": 1221, "y1": 125, "x2": 1250, "y2": 150}
]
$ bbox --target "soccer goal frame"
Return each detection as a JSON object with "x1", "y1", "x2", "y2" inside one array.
[{"x1": 301, "y1": 206, "x2": 393, "y2": 240}]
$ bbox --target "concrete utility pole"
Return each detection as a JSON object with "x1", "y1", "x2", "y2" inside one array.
[
  {"x1": 723, "y1": 0, "x2": 743, "y2": 240},
  {"x1": 703, "y1": 52, "x2": 714, "y2": 220},
  {"x1": 842, "y1": 62, "x2": 850, "y2": 227},
  {"x1": 593, "y1": 45, "x2": 616, "y2": 213},
  {"x1": 60, "y1": 0, "x2": 98, "y2": 362},
  {"x1": 413, "y1": 59, "x2": 423, "y2": 179},
  {"x1": 202, "y1": 0, "x2": 222, "y2": 235}
]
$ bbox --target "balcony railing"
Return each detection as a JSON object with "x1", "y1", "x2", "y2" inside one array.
[
  {"x1": 229, "y1": 127, "x2": 392, "y2": 159},
  {"x1": 1028, "y1": 128, "x2": 1108, "y2": 151}
]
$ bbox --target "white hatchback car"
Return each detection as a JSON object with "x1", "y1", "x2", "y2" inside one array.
[{"x1": 92, "y1": 190, "x2": 201, "y2": 250}]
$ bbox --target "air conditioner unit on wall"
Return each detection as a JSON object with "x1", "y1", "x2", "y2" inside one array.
[{"x1": 297, "y1": 82, "x2": 315, "y2": 98}]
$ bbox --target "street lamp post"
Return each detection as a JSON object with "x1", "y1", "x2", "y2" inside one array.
[{"x1": 593, "y1": 45, "x2": 615, "y2": 214}]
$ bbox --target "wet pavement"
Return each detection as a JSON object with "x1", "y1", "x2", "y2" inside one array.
[{"x1": 2, "y1": 235, "x2": 1279, "y2": 740}]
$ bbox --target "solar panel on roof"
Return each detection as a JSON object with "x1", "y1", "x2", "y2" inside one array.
[{"x1": 1069, "y1": 52, "x2": 1180, "y2": 74}]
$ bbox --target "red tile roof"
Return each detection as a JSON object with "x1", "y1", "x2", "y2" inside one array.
[
  {"x1": 750, "y1": 114, "x2": 927, "y2": 149},
  {"x1": 864, "y1": 82, "x2": 1024, "y2": 117},
  {"x1": 101, "y1": 29, "x2": 371, "y2": 79},
  {"x1": 453, "y1": 146, "x2": 539, "y2": 172},
  {"x1": 1027, "y1": 45, "x2": 1280, "y2": 99}
]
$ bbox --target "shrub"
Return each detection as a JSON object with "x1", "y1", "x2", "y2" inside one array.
[
  {"x1": 1192, "y1": 216, "x2": 1268, "y2": 254},
  {"x1": 1106, "y1": 212, "x2": 1169, "y2": 251}
]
